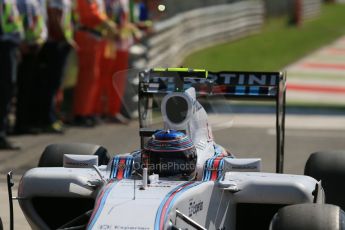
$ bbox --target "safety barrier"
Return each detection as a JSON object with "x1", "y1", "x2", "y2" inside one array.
[
  {"x1": 131, "y1": 0, "x2": 265, "y2": 69},
  {"x1": 126, "y1": 0, "x2": 264, "y2": 119},
  {"x1": 157, "y1": 0, "x2": 240, "y2": 20},
  {"x1": 302, "y1": 0, "x2": 322, "y2": 20},
  {"x1": 294, "y1": 0, "x2": 322, "y2": 25},
  {"x1": 264, "y1": 0, "x2": 292, "y2": 17}
]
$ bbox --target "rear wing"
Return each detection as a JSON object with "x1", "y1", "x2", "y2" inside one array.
[{"x1": 139, "y1": 68, "x2": 286, "y2": 173}]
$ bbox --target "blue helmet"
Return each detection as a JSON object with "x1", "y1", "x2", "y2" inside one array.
[{"x1": 143, "y1": 130, "x2": 197, "y2": 177}]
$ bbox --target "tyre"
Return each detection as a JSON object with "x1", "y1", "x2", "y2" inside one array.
[
  {"x1": 270, "y1": 203, "x2": 345, "y2": 230},
  {"x1": 38, "y1": 143, "x2": 110, "y2": 167},
  {"x1": 305, "y1": 151, "x2": 345, "y2": 210}
]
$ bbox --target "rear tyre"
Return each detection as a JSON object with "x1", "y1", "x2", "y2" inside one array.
[
  {"x1": 305, "y1": 151, "x2": 345, "y2": 209},
  {"x1": 38, "y1": 143, "x2": 110, "y2": 167},
  {"x1": 270, "y1": 203, "x2": 345, "y2": 230}
]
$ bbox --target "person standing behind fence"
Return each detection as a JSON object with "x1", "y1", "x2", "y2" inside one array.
[
  {"x1": 96, "y1": 0, "x2": 123, "y2": 122},
  {"x1": 15, "y1": 0, "x2": 47, "y2": 134},
  {"x1": 72, "y1": 0, "x2": 117, "y2": 127},
  {"x1": 0, "y1": 0, "x2": 23, "y2": 149},
  {"x1": 130, "y1": 0, "x2": 152, "y2": 31},
  {"x1": 96, "y1": 0, "x2": 140, "y2": 123},
  {"x1": 32, "y1": 0, "x2": 74, "y2": 133}
]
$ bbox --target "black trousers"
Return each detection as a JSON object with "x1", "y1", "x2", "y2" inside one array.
[
  {"x1": 36, "y1": 41, "x2": 71, "y2": 125},
  {"x1": 15, "y1": 45, "x2": 41, "y2": 131},
  {"x1": 0, "y1": 41, "x2": 18, "y2": 137},
  {"x1": 15, "y1": 41, "x2": 71, "y2": 130}
]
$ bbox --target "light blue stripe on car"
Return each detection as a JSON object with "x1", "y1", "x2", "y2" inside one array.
[
  {"x1": 203, "y1": 157, "x2": 215, "y2": 181},
  {"x1": 111, "y1": 157, "x2": 120, "y2": 178},
  {"x1": 124, "y1": 157, "x2": 133, "y2": 178},
  {"x1": 217, "y1": 159, "x2": 225, "y2": 180},
  {"x1": 235, "y1": 86, "x2": 246, "y2": 95},
  {"x1": 87, "y1": 181, "x2": 118, "y2": 229},
  {"x1": 154, "y1": 181, "x2": 202, "y2": 230},
  {"x1": 249, "y1": 86, "x2": 260, "y2": 96},
  {"x1": 154, "y1": 182, "x2": 193, "y2": 230}
]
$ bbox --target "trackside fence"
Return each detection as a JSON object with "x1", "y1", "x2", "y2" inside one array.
[
  {"x1": 131, "y1": 0, "x2": 265, "y2": 69},
  {"x1": 302, "y1": 0, "x2": 322, "y2": 20},
  {"x1": 125, "y1": 0, "x2": 264, "y2": 119},
  {"x1": 125, "y1": 0, "x2": 323, "y2": 118},
  {"x1": 294, "y1": 0, "x2": 322, "y2": 26}
]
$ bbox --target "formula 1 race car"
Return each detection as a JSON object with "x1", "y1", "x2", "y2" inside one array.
[{"x1": 7, "y1": 68, "x2": 345, "y2": 230}]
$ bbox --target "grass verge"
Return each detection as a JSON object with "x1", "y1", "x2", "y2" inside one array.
[{"x1": 183, "y1": 4, "x2": 345, "y2": 71}]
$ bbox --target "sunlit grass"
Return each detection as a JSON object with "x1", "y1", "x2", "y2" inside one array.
[{"x1": 183, "y1": 4, "x2": 345, "y2": 71}]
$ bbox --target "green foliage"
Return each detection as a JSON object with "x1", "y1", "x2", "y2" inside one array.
[{"x1": 183, "y1": 4, "x2": 345, "y2": 71}]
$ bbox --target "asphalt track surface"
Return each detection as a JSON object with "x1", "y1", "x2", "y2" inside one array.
[{"x1": 0, "y1": 111, "x2": 345, "y2": 229}]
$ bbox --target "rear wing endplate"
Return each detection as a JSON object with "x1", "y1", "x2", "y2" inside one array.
[{"x1": 139, "y1": 68, "x2": 286, "y2": 173}]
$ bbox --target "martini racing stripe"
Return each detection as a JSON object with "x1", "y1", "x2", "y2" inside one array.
[
  {"x1": 110, "y1": 155, "x2": 134, "y2": 179},
  {"x1": 202, "y1": 145, "x2": 231, "y2": 181},
  {"x1": 154, "y1": 181, "x2": 202, "y2": 230},
  {"x1": 203, "y1": 157, "x2": 214, "y2": 181},
  {"x1": 202, "y1": 157, "x2": 226, "y2": 181},
  {"x1": 211, "y1": 158, "x2": 225, "y2": 181},
  {"x1": 236, "y1": 86, "x2": 246, "y2": 95},
  {"x1": 148, "y1": 84, "x2": 276, "y2": 97},
  {"x1": 211, "y1": 85, "x2": 276, "y2": 97},
  {"x1": 87, "y1": 180, "x2": 118, "y2": 229}
]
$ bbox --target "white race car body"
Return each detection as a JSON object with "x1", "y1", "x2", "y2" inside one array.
[
  {"x1": 19, "y1": 165, "x2": 321, "y2": 229},
  {"x1": 17, "y1": 69, "x2": 324, "y2": 230}
]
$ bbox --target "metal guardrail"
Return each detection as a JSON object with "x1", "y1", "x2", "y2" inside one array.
[
  {"x1": 131, "y1": 0, "x2": 264, "y2": 69},
  {"x1": 159, "y1": 0, "x2": 242, "y2": 20},
  {"x1": 126, "y1": 1, "x2": 264, "y2": 118},
  {"x1": 301, "y1": 0, "x2": 322, "y2": 21},
  {"x1": 293, "y1": 0, "x2": 322, "y2": 26}
]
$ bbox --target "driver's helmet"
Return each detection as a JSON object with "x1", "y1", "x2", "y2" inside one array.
[{"x1": 143, "y1": 130, "x2": 197, "y2": 177}]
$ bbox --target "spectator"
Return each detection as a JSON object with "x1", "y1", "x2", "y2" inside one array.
[
  {"x1": 33, "y1": 0, "x2": 74, "y2": 133},
  {"x1": 131, "y1": 0, "x2": 152, "y2": 31},
  {"x1": 72, "y1": 0, "x2": 117, "y2": 126},
  {"x1": 97, "y1": 0, "x2": 153, "y2": 123},
  {"x1": 0, "y1": 0, "x2": 23, "y2": 149},
  {"x1": 96, "y1": 0, "x2": 132, "y2": 123},
  {"x1": 15, "y1": 0, "x2": 47, "y2": 134}
]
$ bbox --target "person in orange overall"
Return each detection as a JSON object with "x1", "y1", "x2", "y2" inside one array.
[
  {"x1": 73, "y1": 0, "x2": 117, "y2": 126},
  {"x1": 97, "y1": 0, "x2": 141, "y2": 123}
]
